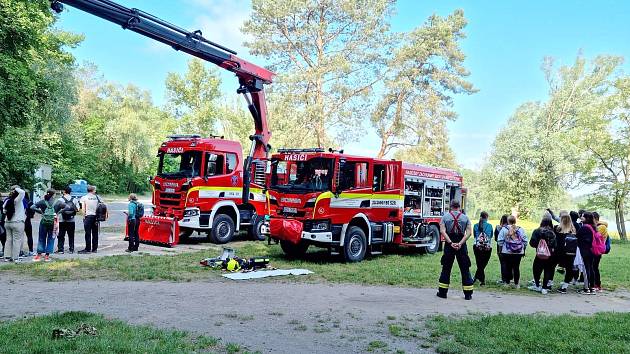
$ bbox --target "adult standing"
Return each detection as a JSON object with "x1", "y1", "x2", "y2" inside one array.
[
  {"x1": 494, "y1": 214, "x2": 509, "y2": 284},
  {"x1": 472, "y1": 211, "x2": 493, "y2": 286},
  {"x1": 437, "y1": 200, "x2": 474, "y2": 300},
  {"x1": 54, "y1": 186, "x2": 78, "y2": 254},
  {"x1": 31, "y1": 188, "x2": 57, "y2": 262},
  {"x1": 125, "y1": 193, "x2": 141, "y2": 252},
  {"x1": 555, "y1": 213, "x2": 577, "y2": 293},
  {"x1": 2, "y1": 186, "x2": 26, "y2": 262},
  {"x1": 23, "y1": 193, "x2": 35, "y2": 256},
  {"x1": 528, "y1": 217, "x2": 557, "y2": 294},
  {"x1": 577, "y1": 212, "x2": 597, "y2": 295},
  {"x1": 593, "y1": 212, "x2": 608, "y2": 292},
  {"x1": 497, "y1": 215, "x2": 528, "y2": 288},
  {"x1": 79, "y1": 185, "x2": 100, "y2": 253}
]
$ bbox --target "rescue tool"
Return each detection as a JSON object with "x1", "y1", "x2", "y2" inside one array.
[{"x1": 51, "y1": 0, "x2": 274, "y2": 246}]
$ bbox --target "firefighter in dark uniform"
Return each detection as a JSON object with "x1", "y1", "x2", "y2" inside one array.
[{"x1": 437, "y1": 199, "x2": 474, "y2": 300}]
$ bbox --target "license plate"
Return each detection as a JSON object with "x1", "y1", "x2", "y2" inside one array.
[
  {"x1": 165, "y1": 188, "x2": 175, "y2": 193},
  {"x1": 283, "y1": 207, "x2": 298, "y2": 214}
]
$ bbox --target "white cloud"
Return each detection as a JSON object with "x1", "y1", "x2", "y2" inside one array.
[{"x1": 187, "y1": 0, "x2": 253, "y2": 58}]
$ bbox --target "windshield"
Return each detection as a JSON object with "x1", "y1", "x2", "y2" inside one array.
[
  {"x1": 271, "y1": 157, "x2": 333, "y2": 193},
  {"x1": 157, "y1": 150, "x2": 202, "y2": 178}
]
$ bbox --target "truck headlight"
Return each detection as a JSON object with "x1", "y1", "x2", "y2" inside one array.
[
  {"x1": 311, "y1": 220, "x2": 330, "y2": 231},
  {"x1": 183, "y1": 208, "x2": 200, "y2": 217}
]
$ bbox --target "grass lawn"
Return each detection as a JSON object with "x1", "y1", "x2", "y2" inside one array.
[
  {"x1": 427, "y1": 312, "x2": 630, "y2": 353},
  {"x1": 2, "y1": 222, "x2": 629, "y2": 291},
  {"x1": 0, "y1": 311, "x2": 253, "y2": 354}
]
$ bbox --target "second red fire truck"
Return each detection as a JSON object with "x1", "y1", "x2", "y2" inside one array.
[{"x1": 266, "y1": 148, "x2": 466, "y2": 262}]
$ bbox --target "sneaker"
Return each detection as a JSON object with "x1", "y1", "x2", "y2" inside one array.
[
  {"x1": 527, "y1": 285, "x2": 541, "y2": 292},
  {"x1": 578, "y1": 289, "x2": 590, "y2": 295},
  {"x1": 57, "y1": 251, "x2": 65, "y2": 255},
  {"x1": 27, "y1": 252, "x2": 36, "y2": 257},
  {"x1": 44, "y1": 255, "x2": 51, "y2": 262},
  {"x1": 541, "y1": 288, "x2": 548, "y2": 295},
  {"x1": 496, "y1": 280, "x2": 505, "y2": 285},
  {"x1": 33, "y1": 255, "x2": 41, "y2": 262},
  {"x1": 479, "y1": 282, "x2": 485, "y2": 287},
  {"x1": 13, "y1": 258, "x2": 22, "y2": 264},
  {"x1": 69, "y1": 250, "x2": 74, "y2": 254},
  {"x1": 558, "y1": 288, "x2": 567, "y2": 294},
  {"x1": 125, "y1": 249, "x2": 133, "y2": 253},
  {"x1": 91, "y1": 250, "x2": 97, "y2": 253},
  {"x1": 77, "y1": 249, "x2": 91, "y2": 254},
  {"x1": 514, "y1": 284, "x2": 521, "y2": 289},
  {"x1": 588, "y1": 289, "x2": 596, "y2": 295}
]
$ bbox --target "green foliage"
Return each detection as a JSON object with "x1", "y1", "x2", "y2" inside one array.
[
  {"x1": 429, "y1": 313, "x2": 630, "y2": 354},
  {"x1": 479, "y1": 55, "x2": 622, "y2": 218},
  {"x1": 243, "y1": 0, "x2": 396, "y2": 147},
  {"x1": 165, "y1": 59, "x2": 222, "y2": 136},
  {"x1": 374, "y1": 9, "x2": 476, "y2": 159},
  {"x1": 0, "y1": 311, "x2": 232, "y2": 353}
]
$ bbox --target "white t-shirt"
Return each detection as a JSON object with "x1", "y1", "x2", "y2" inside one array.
[{"x1": 80, "y1": 193, "x2": 99, "y2": 216}]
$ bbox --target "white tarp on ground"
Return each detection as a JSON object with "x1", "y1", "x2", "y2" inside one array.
[{"x1": 222, "y1": 269, "x2": 313, "y2": 280}]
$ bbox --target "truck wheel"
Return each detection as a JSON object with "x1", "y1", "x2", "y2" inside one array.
[
  {"x1": 343, "y1": 226, "x2": 367, "y2": 262},
  {"x1": 280, "y1": 240, "x2": 309, "y2": 259},
  {"x1": 424, "y1": 224, "x2": 440, "y2": 254},
  {"x1": 249, "y1": 217, "x2": 266, "y2": 241},
  {"x1": 209, "y1": 214, "x2": 235, "y2": 244}
]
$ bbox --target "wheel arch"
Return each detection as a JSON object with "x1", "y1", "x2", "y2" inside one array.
[
  {"x1": 210, "y1": 201, "x2": 240, "y2": 230},
  {"x1": 340, "y1": 213, "x2": 371, "y2": 247}
]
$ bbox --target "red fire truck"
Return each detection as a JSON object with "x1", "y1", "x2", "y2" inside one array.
[
  {"x1": 266, "y1": 148, "x2": 466, "y2": 262},
  {"x1": 52, "y1": 0, "x2": 273, "y2": 245}
]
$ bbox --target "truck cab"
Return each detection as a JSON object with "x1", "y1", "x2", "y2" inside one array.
[{"x1": 151, "y1": 135, "x2": 267, "y2": 244}]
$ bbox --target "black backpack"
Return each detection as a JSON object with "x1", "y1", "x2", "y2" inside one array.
[
  {"x1": 61, "y1": 196, "x2": 77, "y2": 221},
  {"x1": 564, "y1": 233, "x2": 578, "y2": 256},
  {"x1": 95, "y1": 195, "x2": 108, "y2": 222}
]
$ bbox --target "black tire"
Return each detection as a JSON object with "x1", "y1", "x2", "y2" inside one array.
[
  {"x1": 209, "y1": 214, "x2": 235, "y2": 244},
  {"x1": 280, "y1": 240, "x2": 309, "y2": 259},
  {"x1": 424, "y1": 224, "x2": 440, "y2": 254},
  {"x1": 343, "y1": 226, "x2": 367, "y2": 262},
  {"x1": 249, "y1": 217, "x2": 266, "y2": 241}
]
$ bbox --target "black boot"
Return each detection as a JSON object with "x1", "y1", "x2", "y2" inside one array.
[{"x1": 437, "y1": 287, "x2": 448, "y2": 299}]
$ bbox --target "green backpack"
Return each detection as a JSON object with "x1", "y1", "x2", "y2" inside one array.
[{"x1": 41, "y1": 200, "x2": 56, "y2": 229}]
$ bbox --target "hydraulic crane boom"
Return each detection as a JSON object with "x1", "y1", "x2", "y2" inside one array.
[{"x1": 51, "y1": 0, "x2": 274, "y2": 203}]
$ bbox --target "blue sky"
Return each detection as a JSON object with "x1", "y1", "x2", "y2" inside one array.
[{"x1": 56, "y1": 0, "x2": 630, "y2": 169}]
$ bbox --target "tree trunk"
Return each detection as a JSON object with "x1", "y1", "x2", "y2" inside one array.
[{"x1": 618, "y1": 200, "x2": 628, "y2": 241}]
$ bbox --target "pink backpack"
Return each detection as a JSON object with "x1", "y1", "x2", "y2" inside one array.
[
  {"x1": 536, "y1": 239, "x2": 551, "y2": 260},
  {"x1": 585, "y1": 224, "x2": 606, "y2": 256}
]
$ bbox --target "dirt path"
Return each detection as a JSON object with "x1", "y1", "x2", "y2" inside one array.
[{"x1": 2, "y1": 277, "x2": 629, "y2": 353}]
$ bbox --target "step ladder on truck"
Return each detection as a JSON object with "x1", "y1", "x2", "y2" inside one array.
[
  {"x1": 51, "y1": 0, "x2": 274, "y2": 246},
  {"x1": 265, "y1": 148, "x2": 466, "y2": 262}
]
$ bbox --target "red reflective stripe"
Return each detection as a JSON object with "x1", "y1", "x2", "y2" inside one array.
[{"x1": 449, "y1": 211, "x2": 463, "y2": 234}]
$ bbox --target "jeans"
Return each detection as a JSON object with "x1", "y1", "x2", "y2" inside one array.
[
  {"x1": 37, "y1": 223, "x2": 54, "y2": 255},
  {"x1": 83, "y1": 216, "x2": 99, "y2": 252},
  {"x1": 58, "y1": 222, "x2": 75, "y2": 252},
  {"x1": 473, "y1": 247, "x2": 492, "y2": 284},
  {"x1": 127, "y1": 219, "x2": 140, "y2": 251},
  {"x1": 503, "y1": 253, "x2": 523, "y2": 285}
]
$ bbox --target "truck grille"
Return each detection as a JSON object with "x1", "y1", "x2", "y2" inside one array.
[{"x1": 159, "y1": 192, "x2": 182, "y2": 206}]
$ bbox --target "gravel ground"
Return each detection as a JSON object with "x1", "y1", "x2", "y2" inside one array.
[{"x1": 2, "y1": 276, "x2": 629, "y2": 353}]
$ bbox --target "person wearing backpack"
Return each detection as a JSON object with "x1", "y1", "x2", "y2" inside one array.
[
  {"x1": 494, "y1": 214, "x2": 509, "y2": 285},
  {"x1": 54, "y1": 186, "x2": 78, "y2": 254},
  {"x1": 2, "y1": 186, "x2": 26, "y2": 262},
  {"x1": 30, "y1": 189, "x2": 57, "y2": 262},
  {"x1": 528, "y1": 217, "x2": 557, "y2": 294},
  {"x1": 125, "y1": 193, "x2": 144, "y2": 252},
  {"x1": 554, "y1": 212, "x2": 577, "y2": 294},
  {"x1": 577, "y1": 212, "x2": 603, "y2": 295},
  {"x1": 79, "y1": 185, "x2": 107, "y2": 253},
  {"x1": 436, "y1": 200, "x2": 474, "y2": 300},
  {"x1": 497, "y1": 215, "x2": 528, "y2": 288},
  {"x1": 593, "y1": 212, "x2": 608, "y2": 292},
  {"x1": 472, "y1": 211, "x2": 493, "y2": 286}
]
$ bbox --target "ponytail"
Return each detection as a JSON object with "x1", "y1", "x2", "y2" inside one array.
[{"x1": 479, "y1": 211, "x2": 489, "y2": 233}]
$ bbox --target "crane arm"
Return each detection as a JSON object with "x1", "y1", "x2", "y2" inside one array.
[{"x1": 51, "y1": 0, "x2": 272, "y2": 160}]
